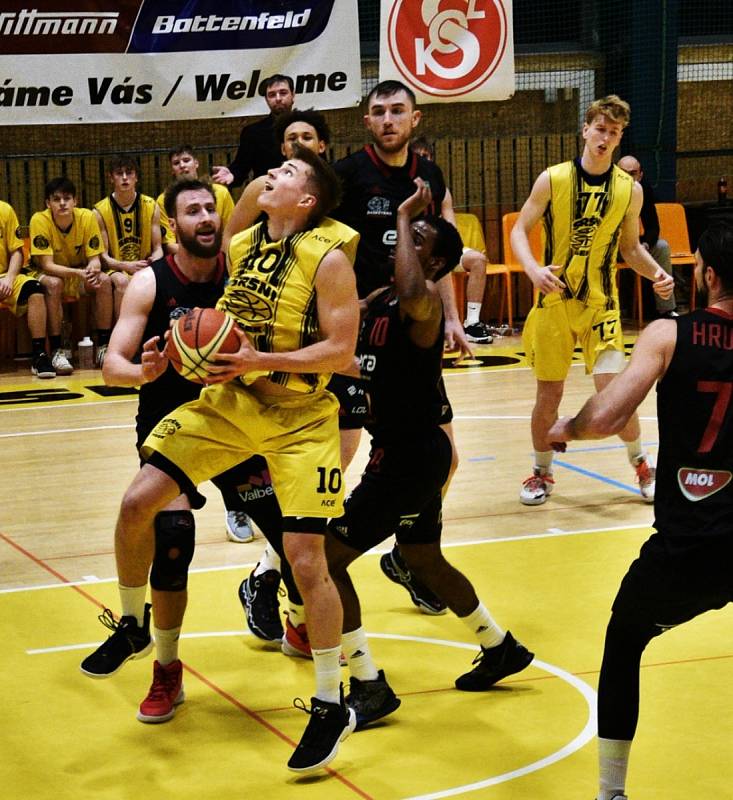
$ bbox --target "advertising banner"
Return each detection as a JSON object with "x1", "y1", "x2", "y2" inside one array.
[
  {"x1": 379, "y1": 0, "x2": 514, "y2": 103},
  {"x1": 0, "y1": 0, "x2": 362, "y2": 124}
]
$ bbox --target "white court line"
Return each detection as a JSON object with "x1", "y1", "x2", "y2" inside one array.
[
  {"x1": 0, "y1": 561, "x2": 260, "y2": 594},
  {"x1": 0, "y1": 397, "x2": 136, "y2": 414},
  {"x1": 0, "y1": 524, "x2": 651, "y2": 595},
  {"x1": 0, "y1": 423, "x2": 134, "y2": 439}
]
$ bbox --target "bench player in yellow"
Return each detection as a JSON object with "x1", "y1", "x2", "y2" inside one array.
[
  {"x1": 0, "y1": 198, "x2": 55, "y2": 377},
  {"x1": 29, "y1": 177, "x2": 108, "y2": 374},
  {"x1": 94, "y1": 155, "x2": 163, "y2": 351},
  {"x1": 157, "y1": 145, "x2": 234, "y2": 256}
]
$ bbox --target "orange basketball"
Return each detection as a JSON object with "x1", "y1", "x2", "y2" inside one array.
[{"x1": 166, "y1": 307, "x2": 241, "y2": 383}]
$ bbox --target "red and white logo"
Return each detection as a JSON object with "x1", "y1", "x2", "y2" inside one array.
[
  {"x1": 387, "y1": 0, "x2": 509, "y2": 97},
  {"x1": 677, "y1": 467, "x2": 732, "y2": 502}
]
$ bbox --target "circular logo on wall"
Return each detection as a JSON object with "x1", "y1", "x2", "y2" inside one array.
[{"x1": 387, "y1": 0, "x2": 509, "y2": 97}]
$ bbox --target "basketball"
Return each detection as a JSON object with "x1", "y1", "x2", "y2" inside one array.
[{"x1": 166, "y1": 307, "x2": 241, "y2": 383}]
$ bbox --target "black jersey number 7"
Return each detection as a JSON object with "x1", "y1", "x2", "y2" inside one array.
[{"x1": 697, "y1": 380, "x2": 732, "y2": 453}]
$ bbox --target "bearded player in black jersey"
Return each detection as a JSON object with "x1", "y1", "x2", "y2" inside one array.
[
  {"x1": 325, "y1": 180, "x2": 534, "y2": 730},
  {"x1": 548, "y1": 221, "x2": 733, "y2": 800},
  {"x1": 332, "y1": 79, "x2": 474, "y2": 616},
  {"x1": 79, "y1": 178, "x2": 285, "y2": 721}
]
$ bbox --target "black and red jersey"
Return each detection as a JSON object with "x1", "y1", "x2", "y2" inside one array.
[
  {"x1": 654, "y1": 308, "x2": 733, "y2": 547},
  {"x1": 358, "y1": 286, "x2": 445, "y2": 442},
  {"x1": 332, "y1": 146, "x2": 447, "y2": 298}
]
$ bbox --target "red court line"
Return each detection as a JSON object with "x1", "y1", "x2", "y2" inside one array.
[{"x1": 0, "y1": 529, "x2": 374, "y2": 800}]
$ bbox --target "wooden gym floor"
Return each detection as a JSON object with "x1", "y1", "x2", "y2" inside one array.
[{"x1": 1, "y1": 334, "x2": 730, "y2": 799}]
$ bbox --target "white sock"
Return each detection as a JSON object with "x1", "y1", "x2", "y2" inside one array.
[
  {"x1": 288, "y1": 602, "x2": 306, "y2": 628},
  {"x1": 342, "y1": 627, "x2": 379, "y2": 681},
  {"x1": 534, "y1": 450, "x2": 554, "y2": 473},
  {"x1": 624, "y1": 438, "x2": 644, "y2": 465},
  {"x1": 119, "y1": 584, "x2": 147, "y2": 627},
  {"x1": 253, "y1": 544, "x2": 281, "y2": 576},
  {"x1": 598, "y1": 737, "x2": 631, "y2": 800},
  {"x1": 465, "y1": 302, "x2": 482, "y2": 326},
  {"x1": 154, "y1": 626, "x2": 181, "y2": 666},
  {"x1": 460, "y1": 602, "x2": 505, "y2": 649},
  {"x1": 312, "y1": 645, "x2": 342, "y2": 704}
]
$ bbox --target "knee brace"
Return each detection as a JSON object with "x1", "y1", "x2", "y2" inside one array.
[{"x1": 150, "y1": 510, "x2": 195, "y2": 592}]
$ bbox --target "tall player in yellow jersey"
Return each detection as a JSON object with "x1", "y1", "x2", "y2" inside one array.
[
  {"x1": 95, "y1": 156, "x2": 163, "y2": 340},
  {"x1": 29, "y1": 177, "x2": 109, "y2": 375},
  {"x1": 80, "y1": 146, "x2": 361, "y2": 775},
  {"x1": 157, "y1": 145, "x2": 234, "y2": 256},
  {"x1": 512, "y1": 95, "x2": 674, "y2": 506}
]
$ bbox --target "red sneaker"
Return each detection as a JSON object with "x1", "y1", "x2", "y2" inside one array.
[
  {"x1": 281, "y1": 617, "x2": 347, "y2": 665},
  {"x1": 137, "y1": 660, "x2": 185, "y2": 723},
  {"x1": 282, "y1": 616, "x2": 312, "y2": 659}
]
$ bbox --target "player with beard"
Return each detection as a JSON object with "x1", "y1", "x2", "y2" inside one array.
[{"x1": 79, "y1": 178, "x2": 284, "y2": 723}]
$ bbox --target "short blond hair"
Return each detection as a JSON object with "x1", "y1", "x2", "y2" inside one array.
[{"x1": 584, "y1": 94, "x2": 631, "y2": 128}]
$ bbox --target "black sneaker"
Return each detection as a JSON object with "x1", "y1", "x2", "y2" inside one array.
[
  {"x1": 379, "y1": 546, "x2": 447, "y2": 615},
  {"x1": 287, "y1": 685, "x2": 356, "y2": 773},
  {"x1": 346, "y1": 669, "x2": 401, "y2": 730},
  {"x1": 80, "y1": 603, "x2": 153, "y2": 679},
  {"x1": 463, "y1": 322, "x2": 494, "y2": 343},
  {"x1": 31, "y1": 352, "x2": 56, "y2": 379},
  {"x1": 238, "y1": 569, "x2": 284, "y2": 642},
  {"x1": 455, "y1": 631, "x2": 534, "y2": 691}
]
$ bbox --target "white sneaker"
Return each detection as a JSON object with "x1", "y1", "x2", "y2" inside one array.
[
  {"x1": 519, "y1": 468, "x2": 554, "y2": 505},
  {"x1": 633, "y1": 455, "x2": 655, "y2": 503},
  {"x1": 225, "y1": 510, "x2": 255, "y2": 543},
  {"x1": 51, "y1": 349, "x2": 73, "y2": 375}
]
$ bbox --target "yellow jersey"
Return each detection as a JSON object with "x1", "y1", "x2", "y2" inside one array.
[
  {"x1": 29, "y1": 207, "x2": 104, "y2": 267},
  {"x1": 94, "y1": 193, "x2": 156, "y2": 262},
  {"x1": 0, "y1": 201, "x2": 24, "y2": 274},
  {"x1": 223, "y1": 217, "x2": 359, "y2": 393},
  {"x1": 542, "y1": 160, "x2": 634, "y2": 309}
]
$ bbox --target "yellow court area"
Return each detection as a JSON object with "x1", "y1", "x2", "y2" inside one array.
[{"x1": 1, "y1": 336, "x2": 731, "y2": 799}]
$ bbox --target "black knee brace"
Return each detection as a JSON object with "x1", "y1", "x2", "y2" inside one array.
[{"x1": 150, "y1": 510, "x2": 195, "y2": 592}]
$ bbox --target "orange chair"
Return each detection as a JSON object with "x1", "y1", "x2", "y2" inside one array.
[
  {"x1": 452, "y1": 212, "x2": 512, "y2": 326},
  {"x1": 500, "y1": 211, "x2": 543, "y2": 321},
  {"x1": 655, "y1": 202, "x2": 697, "y2": 309}
]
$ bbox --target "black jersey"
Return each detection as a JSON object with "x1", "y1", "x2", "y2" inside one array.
[
  {"x1": 136, "y1": 253, "x2": 227, "y2": 444},
  {"x1": 358, "y1": 286, "x2": 445, "y2": 442},
  {"x1": 332, "y1": 146, "x2": 447, "y2": 298},
  {"x1": 654, "y1": 308, "x2": 733, "y2": 548}
]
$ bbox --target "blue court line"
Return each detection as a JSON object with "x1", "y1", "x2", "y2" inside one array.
[
  {"x1": 467, "y1": 456, "x2": 496, "y2": 462},
  {"x1": 553, "y1": 458, "x2": 639, "y2": 494},
  {"x1": 564, "y1": 441, "x2": 658, "y2": 454}
]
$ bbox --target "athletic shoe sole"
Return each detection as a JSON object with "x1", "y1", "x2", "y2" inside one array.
[
  {"x1": 287, "y1": 707, "x2": 356, "y2": 774},
  {"x1": 79, "y1": 638, "x2": 154, "y2": 679},
  {"x1": 136, "y1": 687, "x2": 185, "y2": 724}
]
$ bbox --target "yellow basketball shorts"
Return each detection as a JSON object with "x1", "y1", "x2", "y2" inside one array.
[
  {"x1": 141, "y1": 382, "x2": 344, "y2": 519},
  {"x1": 0, "y1": 272, "x2": 40, "y2": 315},
  {"x1": 522, "y1": 298, "x2": 624, "y2": 381}
]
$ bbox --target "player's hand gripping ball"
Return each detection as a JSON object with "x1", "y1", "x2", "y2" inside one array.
[{"x1": 166, "y1": 307, "x2": 241, "y2": 383}]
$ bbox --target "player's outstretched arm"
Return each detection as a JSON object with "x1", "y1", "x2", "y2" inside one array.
[
  {"x1": 222, "y1": 176, "x2": 265, "y2": 255},
  {"x1": 549, "y1": 319, "x2": 676, "y2": 443}
]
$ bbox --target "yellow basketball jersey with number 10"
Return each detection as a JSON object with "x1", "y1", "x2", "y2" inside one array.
[{"x1": 223, "y1": 217, "x2": 359, "y2": 394}]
